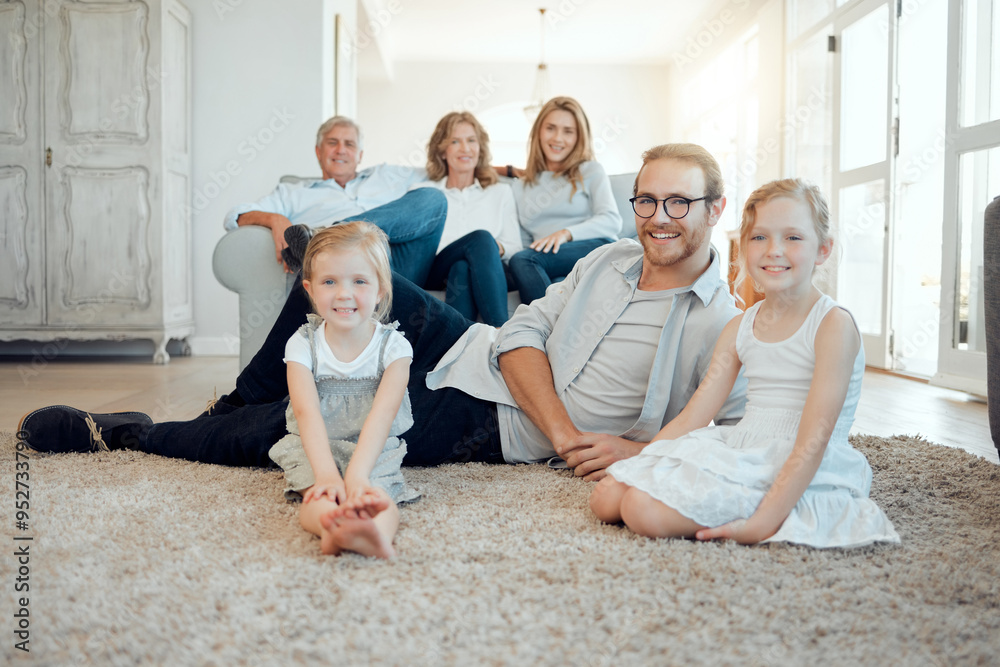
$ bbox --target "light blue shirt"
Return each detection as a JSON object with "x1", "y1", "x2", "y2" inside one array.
[
  {"x1": 512, "y1": 160, "x2": 622, "y2": 243},
  {"x1": 426, "y1": 239, "x2": 748, "y2": 463},
  {"x1": 223, "y1": 164, "x2": 427, "y2": 231}
]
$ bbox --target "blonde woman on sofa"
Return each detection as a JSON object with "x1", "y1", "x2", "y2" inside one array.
[
  {"x1": 507, "y1": 96, "x2": 622, "y2": 304},
  {"x1": 413, "y1": 112, "x2": 523, "y2": 326}
]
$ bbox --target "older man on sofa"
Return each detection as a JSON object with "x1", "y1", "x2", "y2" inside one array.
[{"x1": 225, "y1": 115, "x2": 445, "y2": 287}]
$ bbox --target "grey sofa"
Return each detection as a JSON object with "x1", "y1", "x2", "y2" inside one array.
[
  {"x1": 213, "y1": 171, "x2": 639, "y2": 369},
  {"x1": 985, "y1": 194, "x2": 1000, "y2": 454}
]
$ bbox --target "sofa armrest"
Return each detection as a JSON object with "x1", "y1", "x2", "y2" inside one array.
[{"x1": 212, "y1": 226, "x2": 292, "y2": 370}]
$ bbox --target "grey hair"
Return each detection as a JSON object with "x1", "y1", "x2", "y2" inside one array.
[{"x1": 315, "y1": 116, "x2": 364, "y2": 149}]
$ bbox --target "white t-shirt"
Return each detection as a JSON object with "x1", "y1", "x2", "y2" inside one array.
[{"x1": 284, "y1": 320, "x2": 413, "y2": 378}]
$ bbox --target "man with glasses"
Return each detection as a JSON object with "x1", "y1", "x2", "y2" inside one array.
[{"x1": 21, "y1": 143, "x2": 747, "y2": 482}]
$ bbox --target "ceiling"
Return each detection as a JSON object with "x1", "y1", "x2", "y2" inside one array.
[{"x1": 357, "y1": 0, "x2": 732, "y2": 78}]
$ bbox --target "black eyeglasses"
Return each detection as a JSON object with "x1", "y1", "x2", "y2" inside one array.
[{"x1": 629, "y1": 195, "x2": 707, "y2": 220}]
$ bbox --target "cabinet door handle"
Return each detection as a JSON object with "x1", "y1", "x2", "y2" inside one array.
[{"x1": 46, "y1": 148, "x2": 52, "y2": 167}]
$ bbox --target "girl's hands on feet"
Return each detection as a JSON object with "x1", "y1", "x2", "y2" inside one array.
[
  {"x1": 342, "y1": 478, "x2": 376, "y2": 518},
  {"x1": 318, "y1": 485, "x2": 396, "y2": 559},
  {"x1": 345, "y1": 477, "x2": 373, "y2": 504},
  {"x1": 331, "y1": 477, "x2": 390, "y2": 520},
  {"x1": 303, "y1": 475, "x2": 346, "y2": 504}
]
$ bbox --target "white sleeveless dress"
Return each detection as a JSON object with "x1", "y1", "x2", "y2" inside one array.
[{"x1": 606, "y1": 295, "x2": 900, "y2": 548}]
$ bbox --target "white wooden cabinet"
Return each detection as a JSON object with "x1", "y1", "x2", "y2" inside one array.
[{"x1": 0, "y1": 0, "x2": 192, "y2": 363}]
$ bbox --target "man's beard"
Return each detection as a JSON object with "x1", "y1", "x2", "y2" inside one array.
[{"x1": 639, "y1": 216, "x2": 708, "y2": 268}]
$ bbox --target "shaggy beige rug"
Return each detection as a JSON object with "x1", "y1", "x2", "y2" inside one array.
[{"x1": 1, "y1": 431, "x2": 998, "y2": 666}]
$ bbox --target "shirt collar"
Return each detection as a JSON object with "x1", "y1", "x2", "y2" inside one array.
[
  {"x1": 613, "y1": 246, "x2": 727, "y2": 306},
  {"x1": 309, "y1": 166, "x2": 375, "y2": 188},
  {"x1": 437, "y1": 176, "x2": 485, "y2": 193}
]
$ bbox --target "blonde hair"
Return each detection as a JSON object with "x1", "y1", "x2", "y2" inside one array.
[
  {"x1": 426, "y1": 111, "x2": 498, "y2": 187},
  {"x1": 302, "y1": 221, "x2": 392, "y2": 323},
  {"x1": 633, "y1": 143, "x2": 725, "y2": 203},
  {"x1": 523, "y1": 96, "x2": 593, "y2": 196},
  {"x1": 734, "y1": 178, "x2": 832, "y2": 300}
]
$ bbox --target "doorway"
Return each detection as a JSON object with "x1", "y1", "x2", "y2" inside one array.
[
  {"x1": 787, "y1": 0, "x2": 950, "y2": 377},
  {"x1": 891, "y1": 0, "x2": 949, "y2": 377}
]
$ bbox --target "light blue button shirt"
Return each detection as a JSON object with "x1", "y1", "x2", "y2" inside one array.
[
  {"x1": 223, "y1": 164, "x2": 427, "y2": 231},
  {"x1": 426, "y1": 239, "x2": 748, "y2": 462}
]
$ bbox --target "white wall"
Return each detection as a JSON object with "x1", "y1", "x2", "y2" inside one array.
[
  {"x1": 357, "y1": 61, "x2": 673, "y2": 178},
  {"x1": 186, "y1": 0, "x2": 354, "y2": 356}
]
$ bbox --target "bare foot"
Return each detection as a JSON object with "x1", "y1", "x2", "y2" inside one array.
[
  {"x1": 353, "y1": 488, "x2": 391, "y2": 518},
  {"x1": 324, "y1": 488, "x2": 391, "y2": 523},
  {"x1": 319, "y1": 523, "x2": 342, "y2": 556},
  {"x1": 322, "y1": 508, "x2": 395, "y2": 559}
]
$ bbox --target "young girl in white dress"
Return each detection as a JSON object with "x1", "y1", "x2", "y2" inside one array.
[
  {"x1": 269, "y1": 221, "x2": 419, "y2": 559},
  {"x1": 589, "y1": 179, "x2": 899, "y2": 548}
]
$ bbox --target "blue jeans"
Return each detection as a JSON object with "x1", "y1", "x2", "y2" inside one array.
[
  {"x1": 508, "y1": 237, "x2": 614, "y2": 304},
  {"x1": 425, "y1": 230, "x2": 513, "y2": 327},
  {"x1": 344, "y1": 187, "x2": 447, "y2": 288},
  {"x1": 144, "y1": 273, "x2": 504, "y2": 467}
]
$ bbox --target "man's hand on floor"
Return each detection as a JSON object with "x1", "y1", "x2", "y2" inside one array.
[{"x1": 559, "y1": 433, "x2": 645, "y2": 481}]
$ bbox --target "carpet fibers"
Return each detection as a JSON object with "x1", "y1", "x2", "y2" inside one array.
[{"x1": 2, "y1": 432, "x2": 998, "y2": 666}]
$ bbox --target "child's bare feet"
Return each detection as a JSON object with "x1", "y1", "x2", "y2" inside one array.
[
  {"x1": 326, "y1": 488, "x2": 391, "y2": 521},
  {"x1": 353, "y1": 488, "x2": 391, "y2": 517},
  {"x1": 320, "y1": 507, "x2": 395, "y2": 559},
  {"x1": 318, "y1": 523, "x2": 342, "y2": 556}
]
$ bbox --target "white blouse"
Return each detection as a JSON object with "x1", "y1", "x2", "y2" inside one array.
[{"x1": 414, "y1": 178, "x2": 524, "y2": 260}]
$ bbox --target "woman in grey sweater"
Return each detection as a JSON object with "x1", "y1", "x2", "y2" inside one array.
[{"x1": 508, "y1": 96, "x2": 622, "y2": 303}]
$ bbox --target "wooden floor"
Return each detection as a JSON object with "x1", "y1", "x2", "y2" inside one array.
[{"x1": 1, "y1": 356, "x2": 997, "y2": 465}]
